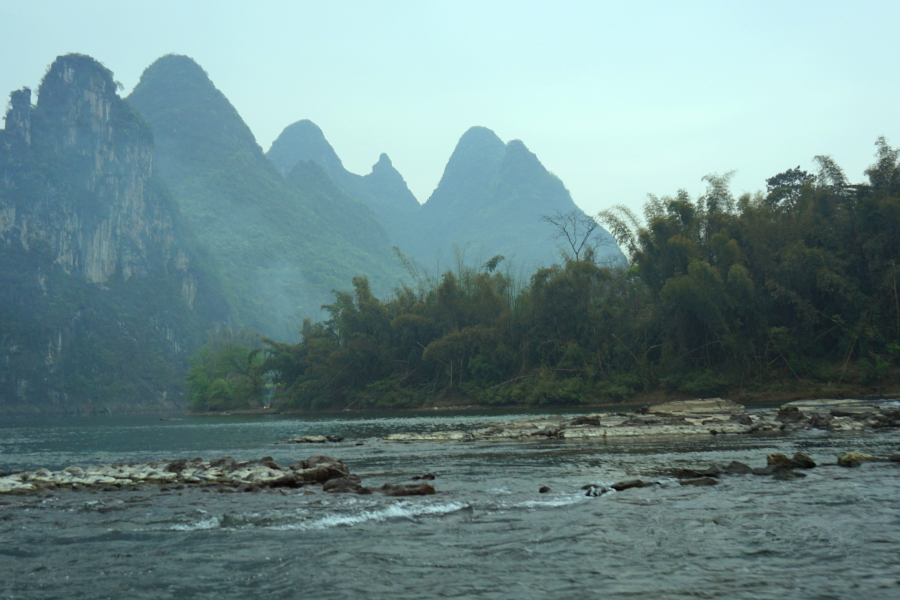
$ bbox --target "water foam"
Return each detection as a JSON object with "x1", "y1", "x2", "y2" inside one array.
[
  {"x1": 171, "y1": 515, "x2": 223, "y2": 531},
  {"x1": 274, "y1": 500, "x2": 469, "y2": 531}
]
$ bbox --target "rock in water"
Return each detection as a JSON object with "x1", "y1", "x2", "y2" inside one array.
[
  {"x1": 539, "y1": 486, "x2": 551, "y2": 494},
  {"x1": 837, "y1": 452, "x2": 875, "y2": 467},
  {"x1": 679, "y1": 477, "x2": 718, "y2": 486},
  {"x1": 380, "y1": 483, "x2": 437, "y2": 496},
  {"x1": 766, "y1": 453, "x2": 795, "y2": 469},
  {"x1": 611, "y1": 479, "x2": 644, "y2": 491},
  {"x1": 791, "y1": 453, "x2": 816, "y2": 469},
  {"x1": 723, "y1": 461, "x2": 753, "y2": 475}
]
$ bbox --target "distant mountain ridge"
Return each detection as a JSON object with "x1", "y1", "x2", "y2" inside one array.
[
  {"x1": 0, "y1": 51, "x2": 624, "y2": 414},
  {"x1": 128, "y1": 55, "x2": 404, "y2": 339},
  {"x1": 267, "y1": 122, "x2": 622, "y2": 269},
  {"x1": 267, "y1": 120, "x2": 421, "y2": 252}
]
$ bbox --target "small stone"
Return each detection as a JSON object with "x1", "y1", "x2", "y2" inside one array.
[
  {"x1": 539, "y1": 486, "x2": 551, "y2": 494},
  {"x1": 837, "y1": 452, "x2": 875, "y2": 467}
]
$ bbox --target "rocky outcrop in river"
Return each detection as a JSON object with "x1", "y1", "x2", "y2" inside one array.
[
  {"x1": 0, "y1": 455, "x2": 435, "y2": 497},
  {"x1": 383, "y1": 398, "x2": 900, "y2": 442}
]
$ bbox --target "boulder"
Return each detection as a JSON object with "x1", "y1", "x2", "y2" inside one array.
[
  {"x1": 323, "y1": 476, "x2": 363, "y2": 493},
  {"x1": 791, "y1": 453, "x2": 816, "y2": 469},
  {"x1": 675, "y1": 468, "x2": 706, "y2": 479},
  {"x1": 380, "y1": 482, "x2": 436, "y2": 496},
  {"x1": 776, "y1": 406, "x2": 803, "y2": 423},
  {"x1": 209, "y1": 457, "x2": 237, "y2": 472},
  {"x1": 837, "y1": 452, "x2": 875, "y2": 467},
  {"x1": 766, "y1": 453, "x2": 795, "y2": 469},
  {"x1": 723, "y1": 461, "x2": 753, "y2": 475},
  {"x1": 297, "y1": 464, "x2": 347, "y2": 483},
  {"x1": 583, "y1": 484, "x2": 611, "y2": 497},
  {"x1": 679, "y1": 477, "x2": 718, "y2": 486},
  {"x1": 539, "y1": 486, "x2": 551, "y2": 494},
  {"x1": 611, "y1": 479, "x2": 644, "y2": 491}
]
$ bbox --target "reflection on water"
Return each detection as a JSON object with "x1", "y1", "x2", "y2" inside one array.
[{"x1": 1, "y1": 411, "x2": 899, "y2": 599}]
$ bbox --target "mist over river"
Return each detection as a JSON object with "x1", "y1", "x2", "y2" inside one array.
[{"x1": 1, "y1": 409, "x2": 899, "y2": 599}]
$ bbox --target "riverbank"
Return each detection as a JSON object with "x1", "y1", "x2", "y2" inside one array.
[{"x1": 190, "y1": 380, "x2": 900, "y2": 417}]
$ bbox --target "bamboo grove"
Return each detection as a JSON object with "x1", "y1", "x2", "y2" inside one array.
[{"x1": 187, "y1": 139, "x2": 900, "y2": 411}]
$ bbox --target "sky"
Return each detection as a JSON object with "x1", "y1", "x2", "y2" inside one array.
[{"x1": 2, "y1": 0, "x2": 899, "y2": 217}]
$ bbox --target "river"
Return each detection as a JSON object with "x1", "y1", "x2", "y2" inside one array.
[{"x1": 1, "y1": 408, "x2": 899, "y2": 599}]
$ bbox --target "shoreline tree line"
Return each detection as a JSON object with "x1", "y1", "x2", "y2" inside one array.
[{"x1": 187, "y1": 139, "x2": 900, "y2": 412}]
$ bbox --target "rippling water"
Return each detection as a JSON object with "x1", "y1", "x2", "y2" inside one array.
[{"x1": 1, "y1": 409, "x2": 899, "y2": 599}]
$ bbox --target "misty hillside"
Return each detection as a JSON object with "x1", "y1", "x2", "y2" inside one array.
[
  {"x1": 267, "y1": 120, "x2": 421, "y2": 252},
  {"x1": 268, "y1": 122, "x2": 622, "y2": 269},
  {"x1": 0, "y1": 54, "x2": 231, "y2": 415},
  {"x1": 128, "y1": 55, "x2": 404, "y2": 339},
  {"x1": 414, "y1": 127, "x2": 623, "y2": 268}
]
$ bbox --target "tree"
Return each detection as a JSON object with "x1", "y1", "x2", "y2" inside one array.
[{"x1": 541, "y1": 209, "x2": 605, "y2": 261}]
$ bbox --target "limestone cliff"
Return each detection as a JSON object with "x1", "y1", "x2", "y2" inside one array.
[{"x1": 0, "y1": 54, "x2": 230, "y2": 415}]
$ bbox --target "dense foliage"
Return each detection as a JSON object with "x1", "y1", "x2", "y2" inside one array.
[
  {"x1": 203, "y1": 140, "x2": 900, "y2": 411},
  {"x1": 186, "y1": 330, "x2": 265, "y2": 412}
]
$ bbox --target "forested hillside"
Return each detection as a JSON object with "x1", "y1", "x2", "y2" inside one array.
[
  {"x1": 188, "y1": 141, "x2": 900, "y2": 411},
  {"x1": 268, "y1": 122, "x2": 623, "y2": 270},
  {"x1": 128, "y1": 56, "x2": 404, "y2": 340},
  {"x1": 267, "y1": 120, "x2": 421, "y2": 252}
]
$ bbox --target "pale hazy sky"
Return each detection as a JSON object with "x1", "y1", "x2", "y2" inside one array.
[{"x1": 3, "y1": 1, "x2": 898, "y2": 217}]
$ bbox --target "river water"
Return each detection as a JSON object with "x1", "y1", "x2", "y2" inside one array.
[{"x1": 1, "y1": 408, "x2": 899, "y2": 599}]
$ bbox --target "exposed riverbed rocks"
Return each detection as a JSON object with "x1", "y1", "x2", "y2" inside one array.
[
  {"x1": 382, "y1": 398, "x2": 900, "y2": 443},
  {"x1": 582, "y1": 449, "x2": 898, "y2": 497},
  {"x1": 0, "y1": 455, "x2": 429, "y2": 496}
]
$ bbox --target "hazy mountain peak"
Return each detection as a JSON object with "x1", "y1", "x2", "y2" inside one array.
[
  {"x1": 130, "y1": 54, "x2": 261, "y2": 156},
  {"x1": 373, "y1": 152, "x2": 393, "y2": 170},
  {"x1": 267, "y1": 119, "x2": 344, "y2": 175},
  {"x1": 426, "y1": 126, "x2": 506, "y2": 208}
]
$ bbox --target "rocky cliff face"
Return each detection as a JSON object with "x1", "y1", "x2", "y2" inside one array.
[
  {"x1": 5, "y1": 55, "x2": 186, "y2": 285},
  {"x1": 0, "y1": 54, "x2": 229, "y2": 415}
]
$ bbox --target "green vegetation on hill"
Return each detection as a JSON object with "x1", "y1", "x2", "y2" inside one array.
[
  {"x1": 267, "y1": 120, "x2": 421, "y2": 252},
  {"x1": 190, "y1": 139, "x2": 900, "y2": 411},
  {"x1": 128, "y1": 56, "x2": 404, "y2": 340}
]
